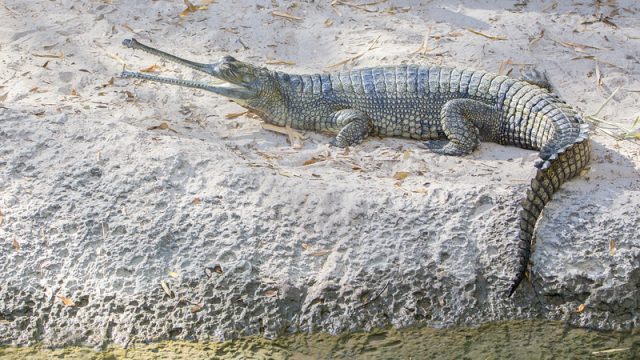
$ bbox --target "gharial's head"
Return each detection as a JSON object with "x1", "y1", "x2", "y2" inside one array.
[
  {"x1": 197, "y1": 55, "x2": 279, "y2": 106},
  {"x1": 121, "y1": 38, "x2": 282, "y2": 113}
]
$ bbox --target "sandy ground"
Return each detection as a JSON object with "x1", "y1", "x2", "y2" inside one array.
[{"x1": 1, "y1": 0, "x2": 639, "y2": 347}]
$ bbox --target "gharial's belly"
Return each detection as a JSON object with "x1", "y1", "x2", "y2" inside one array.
[{"x1": 365, "y1": 105, "x2": 444, "y2": 140}]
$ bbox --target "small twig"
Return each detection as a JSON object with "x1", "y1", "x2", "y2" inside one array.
[
  {"x1": 549, "y1": 38, "x2": 603, "y2": 52},
  {"x1": 363, "y1": 281, "x2": 389, "y2": 306},
  {"x1": 410, "y1": 27, "x2": 433, "y2": 55},
  {"x1": 261, "y1": 123, "x2": 305, "y2": 149},
  {"x1": 467, "y1": 28, "x2": 507, "y2": 40},
  {"x1": 588, "y1": 86, "x2": 620, "y2": 118},
  {"x1": 2, "y1": 3, "x2": 18, "y2": 17},
  {"x1": 591, "y1": 348, "x2": 630, "y2": 356},
  {"x1": 332, "y1": 0, "x2": 388, "y2": 13},
  {"x1": 271, "y1": 11, "x2": 302, "y2": 21}
]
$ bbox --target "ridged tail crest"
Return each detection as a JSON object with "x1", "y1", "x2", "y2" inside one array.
[{"x1": 508, "y1": 122, "x2": 591, "y2": 296}]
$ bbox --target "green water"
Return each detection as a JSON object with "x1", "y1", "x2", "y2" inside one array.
[{"x1": 1, "y1": 320, "x2": 638, "y2": 359}]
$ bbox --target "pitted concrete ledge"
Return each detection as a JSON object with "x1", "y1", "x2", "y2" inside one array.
[{"x1": 0, "y1": 110, "x2": 638, "y2": 347}]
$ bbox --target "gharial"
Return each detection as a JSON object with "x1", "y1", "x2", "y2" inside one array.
[{"x1": 120, "y1": 38, "x2": 591, "y2": 296}]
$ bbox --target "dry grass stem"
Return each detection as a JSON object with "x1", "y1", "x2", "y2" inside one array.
[
  {"x1": 410, "y1": 27, "x2": 434, "y2": 55},
  {"x1": 328, "y1": 35, "x2": 381, "y2": 68},
  {"x1": 466, "y1": 28, "x2": 507, "y2": 40},
  {"x1": 271, "y1": 11, "x2": 303, "y2": 21},
  {"x1": 331, "y1": 0, "x2": 388, "y2": 13}
]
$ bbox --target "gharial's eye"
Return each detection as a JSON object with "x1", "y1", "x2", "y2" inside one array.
[{"x1": 221, "y1": 55, "x2": 237, "y2": 63}]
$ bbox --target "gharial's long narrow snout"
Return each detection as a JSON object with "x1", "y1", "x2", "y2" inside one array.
[{"x1": 120, "y1": 38, "x2": 258, "y2": 100}]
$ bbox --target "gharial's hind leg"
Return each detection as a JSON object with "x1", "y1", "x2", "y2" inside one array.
[
  {"x1": 327, "y1": 109, "x2": 371, "y2": 148},
  {"x1": 520, "y1": 68, "x2": 553, "y2": 93},
  {"x1": 423, "y1": 99, "x2": 499, "y2": 156}
]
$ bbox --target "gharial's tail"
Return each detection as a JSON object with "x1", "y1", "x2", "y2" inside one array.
[{"x1": 508, "y1": 121, "x2": 591, "y2": 297}]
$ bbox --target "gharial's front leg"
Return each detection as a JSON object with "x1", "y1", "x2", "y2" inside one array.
[
  {"x1": 326, "y1": 109, "x2": 372, "y2": 148},
  {"x1": 424, "y1": 99, "x2": 499, "y2": 156}
]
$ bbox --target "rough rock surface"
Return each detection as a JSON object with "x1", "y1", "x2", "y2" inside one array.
[{"x1": 1, "y1": 0, "x2": 639, "y2": 347}]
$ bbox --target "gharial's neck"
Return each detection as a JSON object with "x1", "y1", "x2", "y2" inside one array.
[{"x1": 242, "y1": 71, "x2": 291, "y2": 127}]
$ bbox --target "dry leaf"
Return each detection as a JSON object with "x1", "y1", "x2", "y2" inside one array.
[
  {"x1": 180, "y1": 0, "x2": 208, "y2": 17},
  {"x1": 192, "y1": 197, "x2": 202, "y2": 205},
  {"x1": 0, "y1": 92, "x2": 7, "y2": 103},
  {"x1": 140, "y1": 64, "x2": 161, "y2": 73},
  {"x1": 271, "y1": 11, "x2": 303, "y2": 21},
  {"x1": 552, "y1": 39, "x2": 601, "y2": 53},
  {"x1": 168, "y1": 271, "x2": 179, "y2": 278},
  {"x1": 147, "y1": 122, "x2": 171, "y2": 131},
  {"x1": 12, "y1": 238, "x2": 20, "y2": 251},
  {"x1": 102, "y1": 77, "x2": 115, "y2": 88},
  {"x1": 160, "y1": 280, "x2": 175, "y2": 298},
  {"x1": 29, "y1": 87, "x2": 47, "y2": 93},
  {"x1": 0, "y1": 209, "x2": 4, "y2": 226},
  {"x1": 324, "y1": 19, "x2": 333, "y2": 27},
  {"x1": 576, "y1": 303, "x2": 586, "y2": 313},
  {"x1": 301, "y1": 243, "x2": 310, "y2": 250},
  {"x1": 309, "y1": 249, "x2": 331, "y2": 257},
  {"x1": 608, "y1": 240, "x2": 616, "y2": 256},
  {"x1": 225, "y1": 111, "x2": 249, "y2": 119},
  {"x1": 190, "y1": 303, "x2": 204, "y2": 313},
  {"x1": 70, "y1": 88, "x2": 78, "y2": 96},
  {"x1": 286, "y1": 125, "x2": 303, "y2": 149},
  {"x1": 94, "y1": 41, "x2": 127, "y2": 67},
  {"x1": 42, "y1": 60, "x2": 50, "y2": 68},
  {"x1": 264, "y1": 289, "x2": 278, "y2": 297},
  {"x1": 393, "y1": 171, "x2": 410, "y2": 180},
  {"x1": 57, "y1": 295, "x2": 76, "y2": 307},
  {"x1": 261, "y1": 123, "x2": 304, "y2": 148},
  {"x1": 595, "y1": 61, "x2": 603, "y2": 86},
  {"x1": 32, "y1": 52, "x2": 64, "y2": 59},
  {"x1": 498, "y1": 59, "x2": 513, "y2": 76},
  {"x1": 303, "y1": 156, "x2": 326, "y2": 166},
  {"x1": 466, "y1": 28, "x2": 507, "y2": 40},
  {"x1": 529, "y1": 29, "x2": 545, "y2": 45},
  {"x1": 265, "y1": 60, "x2": 296, "y2": 66},
  {"x1": 278, "y1": 169, "x2": 301, "y2": 177},
  {"x1": 579, "y1": 166, "x2": 590, "y2": 177}
]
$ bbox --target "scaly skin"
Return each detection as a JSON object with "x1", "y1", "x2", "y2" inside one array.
[{"x1": 121, "y1": 38, "x2": 591, "y2": 296}]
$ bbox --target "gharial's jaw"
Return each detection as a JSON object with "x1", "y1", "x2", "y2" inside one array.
[
  {"x1": 120, "y1": 38, "x2": 260, "y2": 101},
  {"x1": 120, "y1": 69, "x2": 258, "y2": 100}
]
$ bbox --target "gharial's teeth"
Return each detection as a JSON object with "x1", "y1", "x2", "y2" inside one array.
[
  {"x1": 209, "y1": 79, "x2": 228, "y2": 85},
  {"x1": 209, "y1": 82, "x2": 244, "y2": 89}
]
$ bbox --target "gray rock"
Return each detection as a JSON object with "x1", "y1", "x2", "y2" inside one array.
[{"x1": 0, "y1": 110, "x2": 637, "y2": 347}]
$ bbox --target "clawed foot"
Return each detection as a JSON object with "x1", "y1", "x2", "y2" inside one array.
[
  {"x1": 329, "y1": 137, "x2": 347, "y2": 148},
  {"x1": 521, "y1": 68, "x2": 553, "y2": 92},
  {"x1": 422, "y1": 140, "x2": 468, "y2": 156}
]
